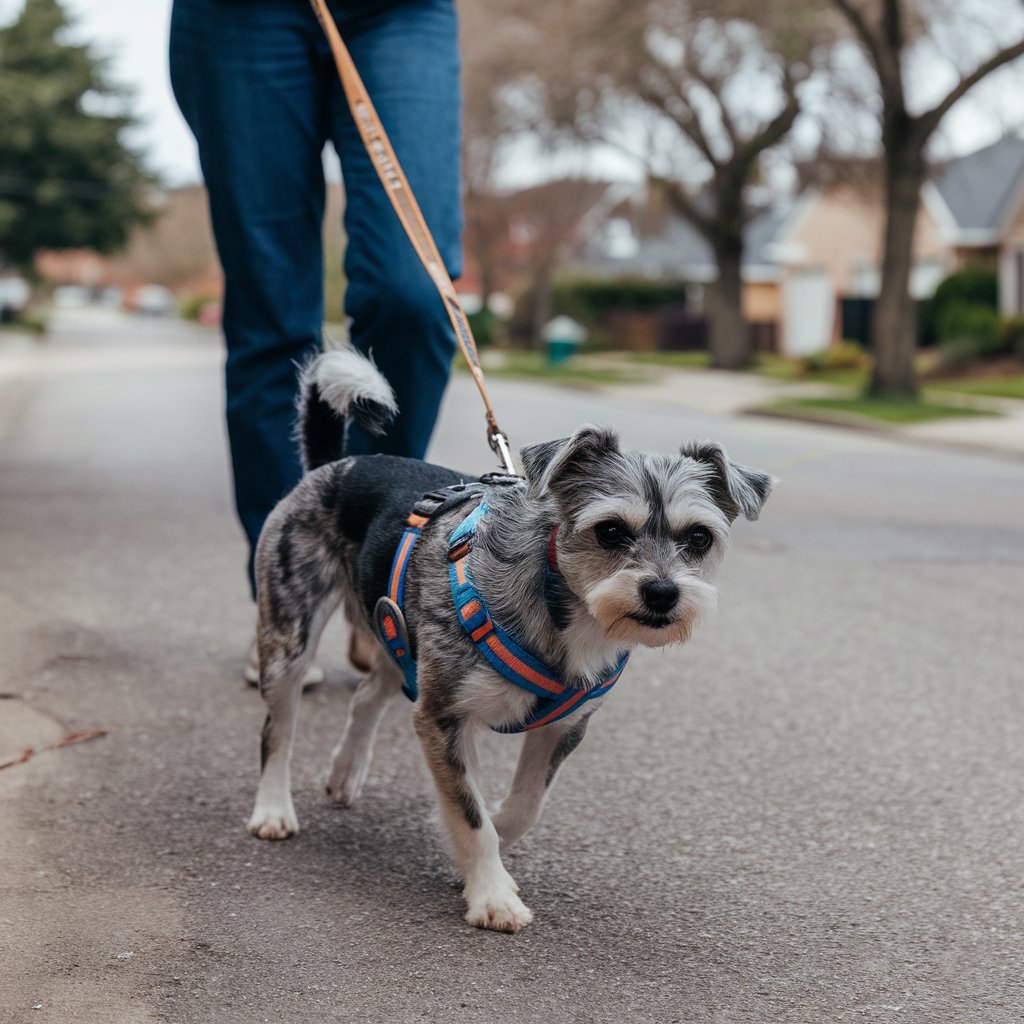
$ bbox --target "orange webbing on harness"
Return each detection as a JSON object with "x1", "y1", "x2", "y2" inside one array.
[{"x1": 308, "y1": 0, "x2": 515, "y2": 475}]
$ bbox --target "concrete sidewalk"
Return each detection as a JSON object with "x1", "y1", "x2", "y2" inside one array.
[{"x1": 610, "y1": 366, "x2": 1024, "y2": 460}]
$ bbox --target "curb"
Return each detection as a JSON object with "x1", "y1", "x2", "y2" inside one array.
[{"x1": 742, "y1": 405, "x2": 1024, "y2": 463}]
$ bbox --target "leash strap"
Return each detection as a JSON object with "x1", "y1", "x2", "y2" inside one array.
[{"x1": 308, "y1": 0, "x2": 515, "y2": 475}]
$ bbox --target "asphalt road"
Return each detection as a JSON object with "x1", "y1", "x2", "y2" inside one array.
[{"x1": 2, "y1": 312, "x2": 1023, "y2": 1023}]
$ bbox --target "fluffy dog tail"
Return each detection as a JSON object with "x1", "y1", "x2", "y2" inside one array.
[{"x1": 296, "y1": 347, "x2": 398, "y2": 472}]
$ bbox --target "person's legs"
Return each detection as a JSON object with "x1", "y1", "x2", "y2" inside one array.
[
  {"x1": 170, "y1": 0, "x2": 330, "y2": 590},
  {"x1": 326, "y1": 0, "x2": 462, "y2": 458}
]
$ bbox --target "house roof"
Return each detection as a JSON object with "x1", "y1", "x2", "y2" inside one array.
[
  {"x1": 571, "y1": 195, "x2": 792, "y2": 283},
  {"x1": 931, "y1": 136, "x2": 1024, "y2": 233}
]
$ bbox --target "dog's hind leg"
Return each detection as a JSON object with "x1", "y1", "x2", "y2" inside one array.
[
  {"x1": 325, "y1": 638, "x2": 401, "y2": 806},
  {"x1": 347, "y1": 621, "x2": 378, "y2": 674},
  {"x1": 492, "y1": 714, "x2": 591, "y2": 850},
  {"x1": 248, "y1": 593, "x2": 339, "y2": 840}
]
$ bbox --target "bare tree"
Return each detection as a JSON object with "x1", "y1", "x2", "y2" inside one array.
[
  {"x1": 521, "y1": 0, "x2": 825, "y2": 369},
  {"x1": 460, "y1": 2, "x2": 613, "y2": 342},
  {"x1": 510, "y1": 178, "x2": 613, "y2": 346},
  {"x1": 460, "y1": 0, "x2": 534, "y2": 312},
  {"x1": 831, "y1": 0, "x2": 1024, "y2": 396}
]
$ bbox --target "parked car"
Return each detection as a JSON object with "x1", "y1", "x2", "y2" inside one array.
[
  {"x1": 97, "y1": 286, "x2": 125, "y2": 309},
  {"x1": 133, "y1": 284, "x2": 176, "y2": 316},
  {"x1": 53, "y1": 285, "x2": 90, "y2": 309},
  {"x1": 0, "y1": 275, "x2": 32, "y2": 321}
]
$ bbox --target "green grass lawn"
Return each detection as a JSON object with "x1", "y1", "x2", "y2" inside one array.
[
  {"x1": 459, "y1": 349, "x2": 648, "y2": 387},
  {"x1": 624, "y1": 350, "x2": 711, "y2": 369},
  {"x1": 765, "y1": 395, "x2": 997, "y2": 425},
  {"x1": 926, "y1": 376, "x2": 1024, "y2": 401}
]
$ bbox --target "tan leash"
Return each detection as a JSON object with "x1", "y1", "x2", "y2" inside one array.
[{"x1": 308, "y1": 0, "x2": 516, "y2": 475}]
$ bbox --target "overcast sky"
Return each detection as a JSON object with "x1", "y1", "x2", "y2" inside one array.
[
  {"x1": 0, "y1": 0, "x2": 199, "y2": 184},
  {"x1": 1, "y1": 0, "x2": 1021, "y2": 190}
]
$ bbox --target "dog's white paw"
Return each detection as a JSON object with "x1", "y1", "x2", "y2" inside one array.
[
  {"x1": 464, "y1": 881, "x2": 533, "y2": 933},
  {"x1": 324, "y1": 757, "x2": 368, "y2": 807},
  {"x1": 247, "y1": 801, "x2": 299, "y2": 840}
]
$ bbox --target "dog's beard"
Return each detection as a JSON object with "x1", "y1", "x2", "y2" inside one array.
[{"x1": 582, "y1": 569, "x2": 718, "y2": 649}]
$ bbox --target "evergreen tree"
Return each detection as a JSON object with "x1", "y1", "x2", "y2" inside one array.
[{"x1": 0, "y1": 0, "x2": 153, "y2": 270}]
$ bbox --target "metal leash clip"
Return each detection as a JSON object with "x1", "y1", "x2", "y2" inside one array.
[{"x1": 489, "y1": 425, "x2": 516, "y2": 477}]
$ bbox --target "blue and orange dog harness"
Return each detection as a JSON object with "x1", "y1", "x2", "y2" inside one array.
[{"x1": 374, "y1": 480, "x2": 629, "y2": 733}]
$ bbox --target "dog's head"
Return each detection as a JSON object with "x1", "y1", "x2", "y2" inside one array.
[{"x1": 520, "y1": 428, "x2": 775, "y2": 649}]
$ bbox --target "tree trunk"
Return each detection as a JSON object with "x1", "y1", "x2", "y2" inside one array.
[
  {"x1": 479, "y1": 262, "x2": 494, "y2": 316},
  {"x1": 531, "y1": 258, "x2": 555, "y2": 351},
  {"x1": 708, "y1": 239, "x2": 751, "y2": 370},
  {"x1": 870, "y1": 144, "x2": 926, "y2": 397}
]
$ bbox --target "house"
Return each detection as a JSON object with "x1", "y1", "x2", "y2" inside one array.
[
  {"x1": 568, "y1": 184, "x2": 789, "y2": 351},
  {"x1": 566, "y1": 136, "x2": 1024, "y2": 356},
  {"x1": 764, "y1": 177, "x2": 954, "y2": 353},
  {"x1": 925, "y1": 136, "x2": 1024, "y2": 317}
]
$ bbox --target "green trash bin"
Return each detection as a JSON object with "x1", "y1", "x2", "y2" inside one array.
[{"x1": 543, "y1": 316, "x2": 586, "y2": 365}]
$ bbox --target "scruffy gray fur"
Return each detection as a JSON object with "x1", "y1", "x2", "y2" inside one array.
[{"x1": 248, "y1": 347, "x2": 775, "y2": 932}]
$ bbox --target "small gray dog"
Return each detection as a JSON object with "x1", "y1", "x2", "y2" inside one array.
[{"x1": 248, "y1": 347, "x2": 774, "y2": 932}]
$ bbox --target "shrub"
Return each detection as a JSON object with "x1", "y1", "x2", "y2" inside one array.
[
  {"x1": 931, "y1": 267, "x2": 998, "y2": 314},
  {"x1": 937, "y1": 303, "x2": 1001, "y2": 366},
  {"x1": 998, "y1": 315, "x2": 1024, "y2": 359},
  {"x1": 12, "y1": 304, "x2": 49, "y2": 334},
  {"x1": 467, "y1": 308, "x2": 499, "y2": 348},
  {"x1": 552, "y1": 277, "x2": 687, "y2": 327},
  {"x1": 179, "y1": 294, "x2": 217, "y2": 321},
  {"x1": 804, "y1": 341, "x2": 869, "y2": 373},
  {"x1": 925, "y1": 268, "x2": 995, "y2": 360},
  {"x1": 936, "y1": 301, "x2": 998, "y2": 344}
]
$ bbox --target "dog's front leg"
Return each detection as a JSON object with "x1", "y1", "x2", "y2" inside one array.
[
  {"x1": 492, "y1": 714, "x2": 591, "y2": 850},
  {"x1": 413, "y1": 706, "x2": 533, "y2": 932}
]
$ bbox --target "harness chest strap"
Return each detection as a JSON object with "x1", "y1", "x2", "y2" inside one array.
[
  {"x1": 374, "y1": 511, "x2": 427, "y2": 702},
  {"x1": 375, "y1": 494, "x2": 629, "y2": 733}
]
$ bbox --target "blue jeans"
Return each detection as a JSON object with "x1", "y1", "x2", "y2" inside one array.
[{"x1": 170, "y1": 0, "x2": 461, "y2": 591}]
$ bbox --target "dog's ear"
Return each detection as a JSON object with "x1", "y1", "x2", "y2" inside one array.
[
  {"x1": 681, "y1": 440, "x2": 776, "y2": 522},
  {"x1": 521, "y1": 427, "x2": 621, "y2": 499}
]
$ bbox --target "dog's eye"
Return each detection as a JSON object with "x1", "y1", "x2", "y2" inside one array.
[
  {"x1": 595, "y1": 520, "x2": 631, "y2": 549},
  {"x1": 685, "y1": 525, "x2": 713, "y2": 553}
]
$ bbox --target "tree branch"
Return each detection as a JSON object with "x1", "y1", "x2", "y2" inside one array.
[
  {"x1": 832, "y1": 0, "x2": 905, "y2": 109},
  {"x1": 636, "y1": 69, "x2": 721, "y2": 169},
  {"x1": 881, "y1": 0, "x2": 903, "y2": 61},
  {"x1": 921, "y1": 38, "x2": 1024, "y2": 136},
  {"x1": 687, "y1": 61, "x2": 741, "y2": 155},
  {"x1": 831, "y1": 0, "x2": 884, "y2": 73},
  {"x1": 652, "y1": 175, "x2": 717, "y2": 238},
  {"x1": 731, "y1": 69, "x2": 800, "y2": 178}
]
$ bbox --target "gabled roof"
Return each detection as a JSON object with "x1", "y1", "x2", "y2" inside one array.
[
  {"x1": 931, "y1": 136, "x2": 1024, "y2": 234},
  {"x1": 570, "y1": 193, "x2": 793, "y2": 283}
]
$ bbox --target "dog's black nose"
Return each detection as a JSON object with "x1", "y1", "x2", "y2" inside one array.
[{"x1": 640, "y1": 579, "x2": 679, "y2": 614}]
